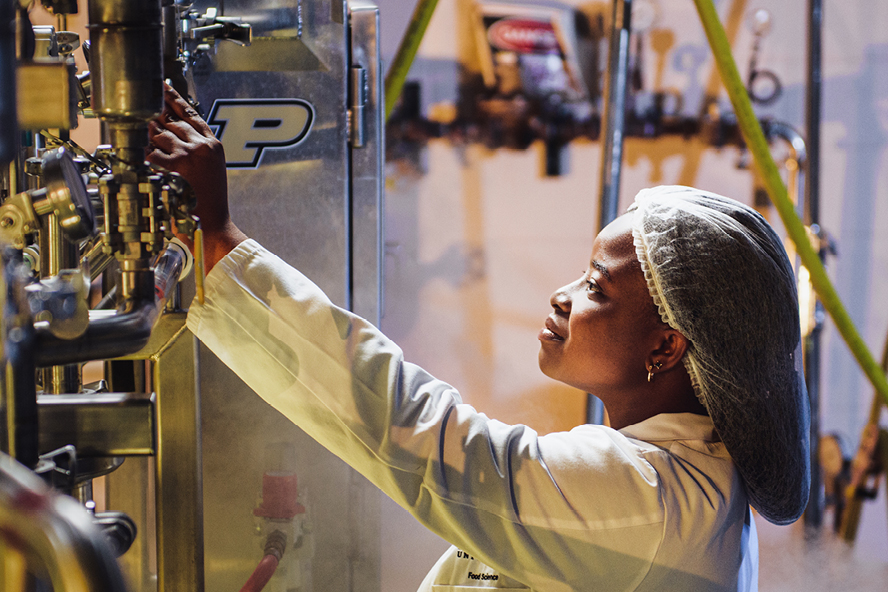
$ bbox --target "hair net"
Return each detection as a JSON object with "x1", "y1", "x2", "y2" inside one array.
[{"x1": 629, "y1": 185, "x2": 810, "y2": 525}]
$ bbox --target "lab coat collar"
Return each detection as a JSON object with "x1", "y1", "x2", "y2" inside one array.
[{"x1": 619, "y1": 413, "x2": 719, "y2": 444}]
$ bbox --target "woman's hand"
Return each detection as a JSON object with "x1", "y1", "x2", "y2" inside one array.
[{"x1": 147, "y1": 84, "x2": 247, "y2": 273}]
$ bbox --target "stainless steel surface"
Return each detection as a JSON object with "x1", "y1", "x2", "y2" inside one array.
[
  {"x1": 104, "y1": 312, "x2": 203, "y2": 592},
  {"x1": 85, "y1": 236, "x2": 116, "y2": 280},
  {"x1": 88, "y1": 0, "x2": 167, "y2": 320},
  {"x1": 151, "y1": 314, "x2": 204, "y2": 592},
  {"x1": 37, "y1": 392, "x2": 155, "y2": 456},
  {"x1": 349, "y1": 0, "x2": 384, "y2": 323},
  {"x1": 38, "y1": 146, "x2": 96, "y2": 241},
  {"x1": 349, "y1": 65, "x2": 368, "y2": 149},
  {"x1": 5, "y1": 4, "x2": 206, "y2": 591},
  {"x1": 194, "y1": 0, "x2": 357, "y2": 307},
  {"x1": 192, "y1": 1, "x2": 384, "y2": 589},
  {"x1": 5, "y1": 2, "x2": 383, "y2": 590},
  {"x1": 106, "y1": 456, "x2": 155, "y2": 589}
]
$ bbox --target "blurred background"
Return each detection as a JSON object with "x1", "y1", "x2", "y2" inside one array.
[{"x1": 375, "y1": 0, "x2": 888, "y2": 589}]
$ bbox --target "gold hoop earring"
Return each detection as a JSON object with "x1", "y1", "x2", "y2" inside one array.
[{"x1": 647, "y1": 361, "x2": 663, "y2": 383}]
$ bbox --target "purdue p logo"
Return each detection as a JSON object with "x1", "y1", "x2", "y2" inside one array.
[{"x1": 207, "y1": 99, "x2": 314, "y2": 168}]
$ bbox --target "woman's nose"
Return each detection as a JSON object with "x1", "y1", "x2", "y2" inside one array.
[{"x1": 550, "y1": 283, "x2": 572, "y2": 313}]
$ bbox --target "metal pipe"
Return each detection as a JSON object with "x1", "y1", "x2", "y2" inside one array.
[
  {"x1": 692, "y1": 0, "x2": 888, "y2": 408},
  {"x1": 84, "y1": 236, "x2": 116, "y2": 281},
  {"x1": 0, "y1": 0, "x2": 15, "y2": 164},
  {"x1": 384, "y1": 0, "x2": 439, "y2": 119},
  {"x1": 89, "y1": 0, "x2": 164, "y2": 317},
  {"x1": 88, "y1": 0, "x2": 163, "y2": 126},
  {"x1": 598, "y1": 0, "x2": 633, "y2": 229},
  {"x1": 3, "y1": 249, "x2": 39, "y2": 469},
  {"x1": 35, "y1": 240, "x2": 188, "y2": 366},
  {"x1": 39, "y1": 213, "x2": 81, "y2": 394},
  {"x1": 803, "y1": 0, "x2": 824, "y2": 529},
  {"x1": 36, "y1": 290, "x2": 154, "y2": 365}
]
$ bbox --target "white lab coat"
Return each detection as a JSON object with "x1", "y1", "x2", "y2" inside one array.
[{"x1": 187, "y1": 240, "x2": 758, "y2": 592}]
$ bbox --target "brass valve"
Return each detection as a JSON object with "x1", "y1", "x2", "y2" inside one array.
[{"x1": 0, "y1": 147, "x2": 95, "y2": 247}]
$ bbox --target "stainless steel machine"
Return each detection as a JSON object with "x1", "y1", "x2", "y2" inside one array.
[{"x1": 0, "y1": 0, "x2": 384, "y2": 590}]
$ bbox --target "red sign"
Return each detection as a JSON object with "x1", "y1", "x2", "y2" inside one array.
[{"x1": 487, "y1": 19, "x2": 559, "y2": 54}]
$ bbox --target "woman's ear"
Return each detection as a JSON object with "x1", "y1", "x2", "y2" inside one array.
[{"x1": 647, "y1": 328, "x2": 689, "y2": 373}]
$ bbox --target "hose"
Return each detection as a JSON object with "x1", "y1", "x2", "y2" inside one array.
[
  {"x1": 239, "y1": 554, "x2": 280, "y2": 592},
  {"x1": 692, "y1": 0, "x2": 888, "y2": 408},
  {"x1": 239, "y1": 530, "x2": 287, "y2": 592}
]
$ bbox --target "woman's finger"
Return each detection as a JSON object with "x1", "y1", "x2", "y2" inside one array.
[
  {"x1": 147, "y1": 121, "x2": 179, "y2": 153},
  {"x1": 156, "y1": 116, "x2": 201, "y2": 143},
  {"x1": 145, "y1": 147, "x2": 174, "y2": 169},
  {"x1": 163, "y1": 84, "x2": 214, "y2": 137}
]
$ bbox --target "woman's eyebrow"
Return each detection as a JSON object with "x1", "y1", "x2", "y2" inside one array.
[{"x1": 591, "y1": 260, "x2": 611, "y2": 281}]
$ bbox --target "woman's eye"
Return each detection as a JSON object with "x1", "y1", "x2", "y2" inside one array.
[{"x1": 586, "y1": 279, "x2": 600, "y2": 293}]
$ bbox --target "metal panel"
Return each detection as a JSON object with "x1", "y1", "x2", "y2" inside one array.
[
  {"x1": 103, "y1": 311, "x2": 203, "y2": 592},
  {"x1": 152, "y1": 315, "x2": 204, "y2": 592},
  {"x1": 37, "y1": 392, "x2": 155, "y2": 457},
  {"x1": 193, "y1": 0, "x2": 351, "y2": 305},
  {"x1": 191, "y1": 1, "x2": 384, "y2": 590}
]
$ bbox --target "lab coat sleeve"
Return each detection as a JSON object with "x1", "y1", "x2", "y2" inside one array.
[{"x1": 187, "y1": 240, "x2": 666, "y2": 591}]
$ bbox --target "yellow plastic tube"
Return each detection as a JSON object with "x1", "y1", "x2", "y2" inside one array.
[{"x1": 693, "y1": 0, "x2": 888, "y2": 406}]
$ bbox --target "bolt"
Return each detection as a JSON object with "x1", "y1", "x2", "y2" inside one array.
[{"x1": 0, "y1": 216, "x2": 14, "y2": 228}]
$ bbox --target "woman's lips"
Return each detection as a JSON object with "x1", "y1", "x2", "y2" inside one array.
[{"x1": 539, "y1": 316, "x2": 565, "y2": 342}]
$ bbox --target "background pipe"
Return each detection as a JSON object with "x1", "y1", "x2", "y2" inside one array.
[
  {"x1": 803, "y1": 0, "x2": 824, "y2": 529},
  {"x1": 588, "y1": 0, "x2": 633, "y2": 425},
  {"x1": 692, "y1": 0, "x2": 888, "y2": 410},
  {"x1": 597, "y1": 0, "x2": 633, "y2": 229}
]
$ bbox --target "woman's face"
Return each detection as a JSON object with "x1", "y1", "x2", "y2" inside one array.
[{"x1": 538, "y1": 214, "x2": 664, "y2": 397}]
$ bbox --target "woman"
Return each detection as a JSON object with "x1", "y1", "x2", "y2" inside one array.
[{"x1": 148, "y1": 86, "x2": 809, "y2": 591}]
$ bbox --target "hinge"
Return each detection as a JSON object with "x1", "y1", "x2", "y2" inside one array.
[{"x1": 348, "y1": 66, "x2": 368, "y2": 148}]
